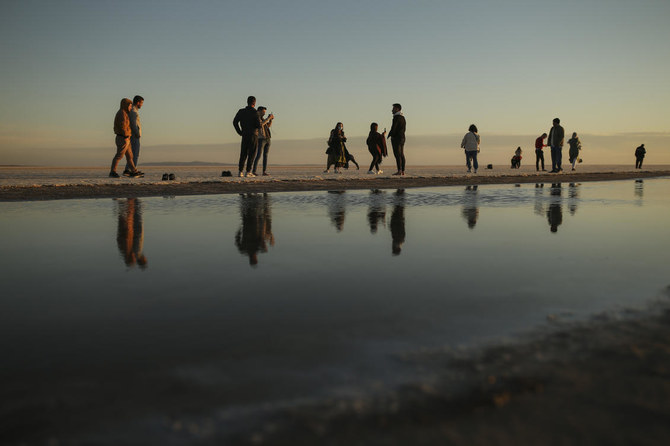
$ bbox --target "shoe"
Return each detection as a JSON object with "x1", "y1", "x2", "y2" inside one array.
[
  {"x1": 377, "y1": 170, "x2": 383, "y2": 174},
  {"x1": 109, "y1": 171, "x2": 120, "y2": 178},
  {"x1": 474, "y1": 170, "x2": 477, "y2": 174},
  {"x1": 168, "y1": 173, "x2": 175, "y2": 180},
  {"x1": 392, "y1": 171, "x2": 401, "y2": 176},
  {"x1": 246, "y1": 172, "x2": 255, "y2": 177},
  {"x1": 262, "y1": 172, "x2": 269, "y2": 176},
  {"x1": 162, "y1": 173, "x2": 169, "y2": 181},
  {"x1": 129, "y1": 171, "x2": 143, "y2": 178},
  {"x1": 122, "y1": 170, "x2": 131, "y2": 177},
  {"x1": 239, "y1": 171, "x2": 244, "y2": 177},
  {"x1": 367, "y1": 170, "x2": 375, "y2": 174},
  {"x1": 467, "y1": 169, "x2": 471, "y2": 173},
  {"x1": 401, "y1": 172, "x2": 405, "y2": 176},
  {"x1": 571, "y1": 168, "x2": 575, "y2": 171},
  {"x1": 542, "y1": 169, "x2": 547, "y2": 172}
]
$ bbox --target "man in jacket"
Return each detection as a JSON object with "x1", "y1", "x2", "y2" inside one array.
[
  {"x1": 110, "y1": 98, "x2": 141, "y2": 178},
  {"x1": 124, "y1": 95, "x2": 144, "y2": 176},
  {"x1": 233, "y1": 96, "x2": 261, "y2": 177},
  {"x1": 388, "y1": 103, "x2": 406, "y2": 176},
  {"x1": 635, "y1": 144, "x2": 646, "y2": 169},
  {"x1": 535, "y1": 132, "x2": 547, "y2": 171},
  {"x1": 548, "y1": 118, "x2": 565, "y2": 173}
]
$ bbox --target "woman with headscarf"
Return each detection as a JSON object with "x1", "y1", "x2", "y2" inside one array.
[
  {"x1": 567, "y1": 132, "x2": 582, "y2": 171},
  {"x1": 324, "y1": 122, "x2": 348, "y2": 173}
]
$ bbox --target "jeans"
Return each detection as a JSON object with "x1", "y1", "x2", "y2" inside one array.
[
  {"x1": 125, "y1": 137, "x2": 140, "y2": 171},
  {"x1": 465, "y1": 150, "x2": 478, "y2": 171},
  {"x1": 252, "y1": 138, "x2": 271, "y2": 174},
  {"x1": 535, "y1": 149, "x2": 544, "y2": 170},
  {"x1": 239, "y1": 133, "x2": 258, "y2": 172},
  {"x1": 550, "y1": 145, "x2": 562, "y2": 171},
  {"x1": 391, "y1": 137, "x2": 405, "y2": 172}
]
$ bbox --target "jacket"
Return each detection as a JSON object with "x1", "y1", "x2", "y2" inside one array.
[
  {"x1": 388, "y1": 113, "x2": 406, "y2": 140},
  {"x1": 367, "y1": 131, "x2": 386, "y2": 156},
  {"x1": 129, "y1": 105, "x2": 141, "y2": 138},
  {"x1": 114, "y1": 98, "x2": 132, "y2": 137},
  {"x1": 548, "y1": 125, "x2": 565, "y2": 147},
  {"x1": 461, "y1": 131, "x2": 480, "y2": 151},
  {"x1": 233, "y1": 106, "x2": 261, "y2": 136}
]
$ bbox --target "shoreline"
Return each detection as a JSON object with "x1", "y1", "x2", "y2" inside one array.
[{"x1": 2, "y1": 167, "x2": 668, "y2": 201}]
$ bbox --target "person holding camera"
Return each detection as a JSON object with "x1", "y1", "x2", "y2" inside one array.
[{"x1": 252, "y1": 106, "x2": 274, "y2": 176}]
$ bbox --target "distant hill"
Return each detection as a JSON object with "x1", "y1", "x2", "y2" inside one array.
[{"x1": 142, "y1": 161, "x2": 221, "y2": 166}]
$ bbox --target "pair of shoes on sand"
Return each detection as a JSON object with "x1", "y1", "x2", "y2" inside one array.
[{"x1": 162, "y1": 173, "x2": 176, "y2": 181}]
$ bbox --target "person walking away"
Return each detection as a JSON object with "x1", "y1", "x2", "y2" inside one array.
[
  {"x1": 535, "y1": 133, "x2": 548, "y2": 171},
  {"x1": 123, "y1": 95, "x2": 144, "y2": 176},
  {"x1": 548, "y1": 118, "x2": 565, "y2": 172},
  {"x1": 366, "y1": 123, "x2": 386, "y2": 174},
  {"x1": 325, "y1": 123, "x2": 348, "y2": 173},
  {"x1": 233, "y1": 96, "x2": 261, "y2": 177},
  {"x1": 567, "y1": 132, "x2": 582, "y2": 171},
  {"x1": 461, "y1": 124, "x2": 480, "y2": 173},
  {"x1": 252, "y1": 107, "x2": 274, "y2": 176},
  {"x1": 110, "y1": 98, "x2": 142, "y2": 178},
  {"x1": 388, "y1": 103, "x2": 406, "y2": 175},
  {"x1": 635, "y1": 144, "x2": 646, "y2": 169}
]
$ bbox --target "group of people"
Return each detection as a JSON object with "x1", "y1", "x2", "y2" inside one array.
[
  {"x1": 233, "y1": 96, "x2": 275, "y2": 177},
  {"x1": 110, "y1": 96, "x2": 144, "y2": 178},
  {"x1": 532, "y1": 118, "x2": 583, "y2": 173}
]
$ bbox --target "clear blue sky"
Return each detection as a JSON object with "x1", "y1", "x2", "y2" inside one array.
[{"x1": 1, "y1": 0, "x2": 669, "y2": 164}]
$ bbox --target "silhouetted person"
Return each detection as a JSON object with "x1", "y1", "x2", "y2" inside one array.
[
  {"x1": 461, "y1": 124, "x2": 480, "y2": 173},
  {"x1": 367, "y1": 189, "x2": 386, "y2": 233},
  {"x1": 252, "y1": 106, "x2": 274, "y2": 176},
  {"x1": 567, "y1": 132, "x2": 581, "y2": 171},
  {"x1": 548, "y1": 118, "x2": 564, "y2": 172},
  {"x1": 535, "y1": 133, "x2": 548, "y2": 171},
  {"x1": 367, "y1": 122, "x2": 387, "y2": 174},
  {"x1": 635, "y1": 144, "x2": 646, "y2": 169},
  {"x1": 116, "y1": 198, "x2": 147, "y2": 268},
  {"x1": 390, "y1": 189, "x2": 406, "y2": 255},
  {"x1": 124, "y1": 95, "x2": 144, "y2": 175},
  {"x1": 511, "y1": 146, "x2": 522, "y2": 168},
  {"x1": 461, "y1": 185, "x2": 479, "y2": 229},
  {"x1": 327, "y1": 191, "x2": 346, "y2": 232},
  {"x1": 547, "y1": 183, "x2": 563, "y2": 232},
  {"x1": 325, "y1": 123, "x2": 347, "y2": 173},
  {"x1": 233, "y1": 96, "x2": 261, "y2": 177},
  {"x1": 388, "y1": 103, "x2": 406, "y2": 175},
  {"x1": 235, "y1": 193, "x2": 274, "y2": 266},
  {"x1": 110, "y1": 98, "x2": 141, "y2": 178}
]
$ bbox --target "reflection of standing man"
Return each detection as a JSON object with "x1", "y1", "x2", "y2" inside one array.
[
  {"x1": 233, "y1": 96, "x2": 261, "y2": 177},
  {"x1": 124, "y1": 95, "x2": 144, "y2": 176},
  {"x1": 547, "y1": 183, "x2": 563, "y2": 233},
  {"x1": 535, "y1": 132, "x2": 547, "y2": 171},
  {"x1": 367, "y1": 189, "x2": 386, "y2": 233},
  {"x1": 235, "y1": 193, "x2": 275, "y2": 266},
  {"x1": 252, "y1": 106, "x2": 274, "y2": 176},
  {"x1": 388, "y1": 103, "x2": 406, "y2": 176},
  {"x1": 390, "y1": 189, "x2": 406, "y2": 255},
  {"x1": 116, "y1": 198, "x2": 147, "y2": 268},
  {"x1": 461, "y1": 185, "x2": 479, "y2": 229},
  {"x1": 548, "y1": 118, "x2": 564, "y2": 173}
]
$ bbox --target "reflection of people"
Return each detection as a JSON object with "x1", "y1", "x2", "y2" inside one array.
[
  {"x1": 124, "y1": 95, "x2": 144, "y2": 176},
  {"x1": 367, "y1": 123, "x2": 387, "y2": 174},
  {"x1": 568, "y1": 182, "x2": 579, "y2": 215},
  {"x1": 548, "y1": 118, "x2": 565, "y2": 173},
  {"x1": 390, "y1": 189, "x2": 406, "y2": 255},
  {"x1": 461, "y1": 124, "x2": 480, "y2": 173},
  {"x1": 235, "y1": 193, "x2": 274, "y2": 266},
  {"x1": 367, "y1": 189, "x2": 386, "y2": 233},
  {"x1": 535, "y1": 133, "x2": 548, "y2": 171},
  {"x1": 233, "y1": 96, "x2": 261, "y2": 177},
  {"x1": 326, "y1": 191, "x2": 347, "y2": 231},
  {"x1": 325, "y1": 123, "x2": 348, "y2": 173},
  {"x1": 635, "y1": 144, "x2": 646, "y2": 169},
  {"x1": 110, "y1": 98, "x2": 142, "y2": 178},
  {"x1": 635, "y1": 179, "x2": 644, "y2": 204},
  {"x1": 388, "y1": 103, "x2": 406, "y2": 176},
  {"x1": 547, "y1": 183, "x2": 563, "y2": 232},
  {"x1": 116, "y1": 198, "x2": 147, "y2": 268},
  {"x1": 567, "y1": 132, "x2": 581, "y2": 171},
  {"x1": 462, "y1": 185, "x2": 479, "y2": 229},
  {"x1": 252, "y1": 106, "x2": 274, "y2": 176}
]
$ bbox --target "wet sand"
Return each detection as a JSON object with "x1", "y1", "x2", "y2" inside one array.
[{"x1": 1, "y1": 164, "x2": 669, "y2": 201}]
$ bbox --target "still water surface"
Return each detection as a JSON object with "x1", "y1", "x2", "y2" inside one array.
[{"x1": 1, "y1": 178, "x2": 668, "y2": 440}]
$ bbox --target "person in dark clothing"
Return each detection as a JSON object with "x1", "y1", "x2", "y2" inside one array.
[
  {"x1": 548, "y1": 118, "x2": 565, "y2": 173},
  {"x1": 366, "y1": 122, "x2": 386, "y2": 174},
  {"x1": 635, "y1": 144, "x2": 646, "y2": 169},
  {"x1": 390, "y1": 189, "x2": 406, "y2": 255},
  {"x1": 325, "y1": 123, "x2": 348, "y2": 173},
  {"x1": 535, "y1": 133, "x2": 547, "y2": 171},
  {"x1": 233, "y1": 96, "x2": 261, "y2": 177},
  {"x1": 235, "y1": 193, "x2": 274, "y2": 266},
  {"x1": 388, "y1": 103, "x2": 406, "y2": 176}
]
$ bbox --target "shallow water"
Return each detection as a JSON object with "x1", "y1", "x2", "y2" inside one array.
[{"x1": 1, "y1": 178, "x2": 669, "y2": 442}]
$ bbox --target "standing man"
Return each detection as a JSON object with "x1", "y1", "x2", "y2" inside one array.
[
  {"x1": 535, "y1": 132, "x2": 548, "y2": 171},
  {"x1": 124, "y1": 95, "x2": 144, "y2": 176},
  {"x1": 233, "y1": 96, "x2": 261, "y2": 177},
  {"x1": 252, "y1": 106, "x2": 274, "y2": 176},
  {"x1": 110, "y1": 98, "x2": 141, "y2": 178},
  {"x1": 387, "y1": 103, "x2": 406, "y2": 176},
  {"x1": 548, "y1": 118, "x2": 565, "y2": 173},
  {"x1": 635, "y1": 144, "x2": 646, "y2": 169}
]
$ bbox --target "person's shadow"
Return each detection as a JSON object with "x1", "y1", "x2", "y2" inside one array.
[
  {"x1": 390, "y1": 189, "x2": 406, "y2": 255},
  {"x1": 235, "y1": 193, "x2": 275, "y2": 266},
  {"x1": 367, "y1": 189, "x2": 387, "y2": 234},
  {"x1": 116, "y1": 198, "x2": 148, "y2": 269},
  {"x1": 461, "y1": 185, "x2": 479, "y2": 229}
]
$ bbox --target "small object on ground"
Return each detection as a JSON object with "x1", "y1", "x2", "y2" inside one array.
[
  {"x1": 168, "y1": 173, "x2": 175, "y2": 180},
  {"x1": 221, "y1": 170, "x2": 232, "y2": 177},
  {"x1": 109, "y1": 171, "x2": 120, "y2": 178},
  {"x1": 487, "y1": 164, "x2": 493, "y2": 169},
  {"x1": 162, "y1": 173, "x2": 169, "y2": 181}
]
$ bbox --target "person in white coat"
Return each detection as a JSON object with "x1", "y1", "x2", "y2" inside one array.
[{"x1": 461, "y1": 124, "x2": 480, "y2": 173}]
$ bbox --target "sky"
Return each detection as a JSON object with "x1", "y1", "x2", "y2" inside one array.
[{"x1": 1, "y1": 0, "x2": 669, "y2": 166}]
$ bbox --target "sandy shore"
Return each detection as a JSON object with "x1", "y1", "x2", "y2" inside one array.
[{"x1": 1, "y1": 164, "x2": 669, "y2": 201}]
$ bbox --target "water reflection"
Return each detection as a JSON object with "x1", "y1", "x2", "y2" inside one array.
[
  {"x1": 390, "y1": 189, "x2": 406, "y2": 255},
  {"x1": 235, "y1": 193, "x2": 275, "y2": 266},
  {"x1": 461, "y1": 185, "x2": 479, "y2": 229},
  {"x1": 568, "y1": 183, "x2": 580, "y2": 215},
  {"x1": 635, "y1": 179, "x2": 644, "y2": 205},
  {"x1": 547, "y1": 183, "x2": 563, "y2": 233},
  {"x1": 116, "y1": 198, "x2": 148, "y2": 269},
  {"x1": 367, "y1": 189, "x2": 387, "y2": 234},
  {"x1": 327, "y1": 191, "x2": 347, "y2": 232}
]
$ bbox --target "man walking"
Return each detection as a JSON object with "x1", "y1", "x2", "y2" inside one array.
[
  {"x1": 124, "y1": 95, "x2": 144, "y2": 176},
  {"x1": 548, "y1": 118, "x2": 564, "y2": 173},
  {"x1": 110, "y1": 98, "x2": 141, "y2": 178},
  {"x1": 535, "y1": 132, "x2": 547, "y2": 171},
  {"x1": 233, "y1": 96, "x2": 261, "y2": 177},
  {"x1": 252, "y1": 106, "x2": 274, "y2": 176},
  {"x1": 388, "y1": 103, "x2": 406, "y2": 176}
]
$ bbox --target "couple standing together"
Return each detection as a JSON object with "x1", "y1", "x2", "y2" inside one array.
[
  {"x1": 109, "y1": 95, "x2": 145, "y2": 178},
  {"x1": 233, "y1": 96, "x2": 274, "y2": 177}
]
